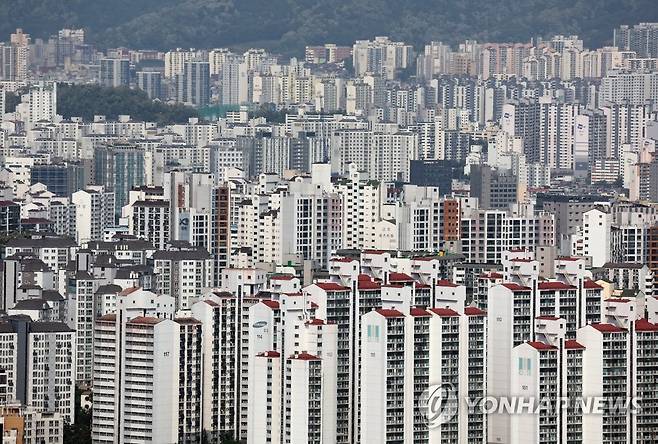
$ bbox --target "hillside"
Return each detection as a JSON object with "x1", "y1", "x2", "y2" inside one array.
[
  {"x1": 56, "y1": 84, "x2": 199, "y2": 124},
  {"x1": 2, "y1": 0, "x2": 657, "y2": 54}
]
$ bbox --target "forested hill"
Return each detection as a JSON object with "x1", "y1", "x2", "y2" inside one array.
[{"x1": 2, "y1": 0, "x2": 658, "y2": 53}]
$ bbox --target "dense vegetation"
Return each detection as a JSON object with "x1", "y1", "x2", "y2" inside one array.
[
  {"x1": 63, "y1": 388, "x2": 91, "y2": 444},
  {"x1": 1, "y1": 0, "x2": 657, "y2": 54},
  {"x1": 249, "y1": 103, "x2": 290, "y2": 123},
  {"x1": 4, "y1": 89, "x2": 22, "y2": 113},
  {"x1": 56, "y1": 84, "x2": 198, "y2": 124}
]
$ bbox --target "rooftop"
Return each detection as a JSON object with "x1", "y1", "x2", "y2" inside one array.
[
  {"x1": 430, "y1": 307, "x2": 460, "y2": 317},
  {"x1": 565, "y1": 340, "x2": 586, "y2": 350},
  {"x1": 527, "y1": 341, "x2": 558, "y2": 350},
  {"x1": 314, "y1": 282, "x2": 351, "y2": 292}
]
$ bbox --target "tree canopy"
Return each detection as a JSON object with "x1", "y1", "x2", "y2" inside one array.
[
  {"x1": 56, "y1": 84, "x2": 199, "y2": 125},
  {"x1": 1, "y1": 0, "x2": 657, "y2": 54}
]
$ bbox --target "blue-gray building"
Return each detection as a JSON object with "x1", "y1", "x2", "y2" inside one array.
[
  {"x1": 93, "y1": 143, "x2": 145, "y2": 216},
  {"x1": 100, "y1": 58, "x2": 130, "y2": 88},
  {"x1": 30, "y1": 162, "x2": 86, "y2": 197},
  {"x1": 137, "y1": 71, "x2": 162, "y2": 99},
  {"x1": 177, "y1": 61, "x2": 210, "y2": 107}
]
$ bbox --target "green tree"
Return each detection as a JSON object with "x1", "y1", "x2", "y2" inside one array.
[
  {"x1": 3, "y1": 88, "x2": 26, "y2": 113},
  {"x1": 63, "y1": 387, "x2": 92, "y2": 444},
  {"x1": 248, "y1": 103, "x2": 289, "y2": 123},
  {"x1": 56, "y1": 84, "x2": 199, "y2": 125},
  {"x1": 0, "y1": 0, "x2": 656, "y2": 54}
]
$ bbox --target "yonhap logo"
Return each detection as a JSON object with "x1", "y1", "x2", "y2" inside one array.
[{"x1": 419, "y1": 383, "x2": 458, "y2": 428}]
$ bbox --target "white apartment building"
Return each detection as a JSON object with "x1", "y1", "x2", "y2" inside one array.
[
  {"x1": 92, "y1": 315, "x2": 202, "y2": 443},
  {"x1": 333, "y1": 163, "x2": 381, "y2": 251},
  {"x1": 601, "y1": 102, "x2": 653, "y2": 157},
  {"x1": 510, "y1": 317, "x2": 586, "y2": 444},
  {"x1": 487, "y1": 282, "x2": 533, "y2": 443},
  {"x1": 600, "y1": 70, "x2": 658, "y2": 105},
  {"x1": 153, "y1": 246, "x2": 213, "y2": 310},
  {"x1": 538, "y1": 98, "x2": 581, "y2": 170},
  {"x1": 380, "y1": 185, "x2": 441, "y2": 252},
  {"x1": 461, "y1": 209, "x2": 555, "y2": 264},
  {"x1": 489, "y1": 274, "x2": 602, "y2": 443},
  {"x1": 71, "y1": 186, "x2": 115, "y2": 245},
  {"x1": 164, "y1": 49, "x2": 202, "y2": 78},
  {"x1": 0, "y1": 323, "x2": 18, "y2": 404},
  {"x1": 277, "y1": 180, "x2": 342, "y2": 268},
  {"x1": 4, "y1": 236, "x2": 76, "y2": 276},
  {"x1": 191, "y1": 294, "x2": 240, "y2": 441},
  {"x1": 331, "y1": 129, "x2": 418, "y2": 182},
  {"x1": 208, "y1": 48, "x2": 234, "y2": 76},
  {"x1": 127, "y1": 200, "x2": 170, "y2": 250},
  {"x1": 360, "y1": 308, "x2": 407, "y2": 443},
  {"x1": 360, "y1": 305, "x2": 487, "y2": 443},
  {"x1": 577, "y1": 323, "x2": 632, "y2": 442},
  {"x1": 352, "y1": 37, "x2": 413, "y2": 79},
  {"x1": 16, "y1": 83, "x2": 57, "y2": 130},
  {"x1": 304, "y1": 279, "x2": 357, "y2": 443},
  {"x1": 0, "y1": 318, "x2": 75, "y2": 424},
  {"x1": 221, "y1": 58, "x2": 249, "y2": 105},
  {"x1": 247, "y1": 294, "x2": 338, "y2": 444},
  {"x1": 69, "y1": 271, "x2": 97, "y2": 382},
  {"x1": 582, "y1": 208, "x2": 614, "y2": 267}
]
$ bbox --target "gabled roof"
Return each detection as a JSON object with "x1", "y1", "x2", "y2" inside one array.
[
  {"x1": 6, "y1": 237, "x2": 76, "y2": 248},
  {"x1": 315, "y1": 282, "x2": 351, "y2": 292},
  {"x1": 410, "y1": 307, "x2": 431, "y2": 317},
  {"x1": 30, "y1": 322, "x2": 73, "y2": 333},
  {"x1": 527, "y1": 341, "x2": 558, "y2": 350},
  {"x1": 358, "y1": 274, "x2": 381, "y2": 290},
  {"x1": 95, "y1": 284, "x2": 123, "y2": 295},
  {"x1": 128, "y1": 316, "x2": 162, "y2": 325},
  {"x1": 584, "y1": 280, "x2": 603, "y2": 290},
  {"x1": 41, "y1": 290, "x2": 64, "y2": 301},
  {"x1": 376, "y1": 308, "x2": 404, "y2": 318},
  {"x1": 464, "y1": 306, "x2": 486, "y2": 316},
  {"x1": 176, "y1": 317, "x2": 202, "y2": 325},
  {"x1": 261, "y1": 300, "x2": 280, "y2": 309},
  {"x1": 501, "y1": 283, "x2": 531, "y2": 292},
  {"x1": 119, "y1": 287, "x2": 140, "y2": 296},
  {"x1": 289, "y1": 352, "x2": 320, "y2": 360},
  {"x1": 602, "y1": 262, "x2": 644, "y2": 269},
  {"x1": 591, "y1": 323, "x2": 625, "y2": 333},
  {"x1": 430, "y1": 308, "x2": 460, "y2": 317},
  {"x1": 388, "y1": 272, "x2": 413, "y2": 282},
  {"x1": 12, "y1": 299, "x2": 50, "y2": 310},
  {"x1": 363, "y1": 249, "x2": 387, "y2": 255},
  {"x1": 606, "y1": 298, "x2": 631, "y2": 303},
  {"x1": 436, "y1": 279, "x2": 459, "y2": 288},
  {"x1": 153, "y1": 249, "x2": 211, "y2": 261},
  {"x1": 538, "y1": 282, "x2": 576, "y2": 291},
  {"x1": 635, "y1": 319, "x2": 658, "y2": 332},
  {"x1": 480, "y1": 272, "x2": 503, "y2": 279},
  {"x1": 565, "y1": 340, "x2": 586, "y2": 350},
  {"x1": 257, "y1": 350, "x2": 280, "y2": 358}
]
